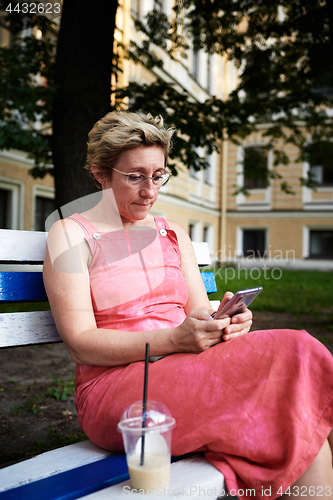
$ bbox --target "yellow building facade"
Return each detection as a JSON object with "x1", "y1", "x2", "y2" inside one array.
[
  {"x1": 0, "y1": 1, "x2": 332, "y2": 269},
  {"x1": 0, "y1": 150, "x2": 54, "y2": 231},
  {"x1": 223, "y1": 131, "x2": 333, "y2": 268}
]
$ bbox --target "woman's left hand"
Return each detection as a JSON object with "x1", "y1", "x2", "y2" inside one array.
[{"x1": 217, "y1": 291, "x2": 253, "y2": 341}]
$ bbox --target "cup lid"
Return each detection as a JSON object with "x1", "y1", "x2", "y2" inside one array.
[{"x1": 117, "y1": 400, "x2": 176, "y2": 433}]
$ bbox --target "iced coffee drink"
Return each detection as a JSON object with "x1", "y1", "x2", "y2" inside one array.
[
  {"x1": 118, "y1": 400, "x2": 176, "y2": 492},
  {"x1": 127, "y1": 452, "x2": 170, "y2": 491}
]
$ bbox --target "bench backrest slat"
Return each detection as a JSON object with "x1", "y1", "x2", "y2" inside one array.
[
  {"x1": 0, "y1": 229, "x2": 217, "y2": 349},
  {"x1": 0, "y1": 229, "x2": 47, "y2": 263},
  {"x1": 0, "y1": 228, "x2": 55, "y2": 348},
  {"x1": 192, "y1": 242, "x2": 211, "y2": 267},
  {"x1": 200, "y1": 272, "x2": 217, "y2": 293},
  {"x1": 0, "y1": 311, "x2": 61, "y2": 347},
  {"x1": 0, "y1": 272, "x2": 48, "y2": 302}
]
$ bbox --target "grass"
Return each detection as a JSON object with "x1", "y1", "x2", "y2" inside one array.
[
  {"x1": 46, "y1": 374, "x2": 75, "y2": 401},
  {"x1": 12, "y1": 399, "x2": 40, "y2": 414},
  {"x1": 207, "y1": 267, "x2": 333, "y2": 317},
  {"x1": 0, "y1": 430, "x2": 87, "y2": 466},
  {"x1": 1, "y1": 270, "x2": 332, "y2": 317},
  {"x1": 34, "y1": 430, "x2": 87, "y2": 455}
]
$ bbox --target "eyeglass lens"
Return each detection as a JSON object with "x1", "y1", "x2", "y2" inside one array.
[
  {"x1": 112, "y1": 167, "x2": 171, "y2": 187},
  {"x1": 127, "y1": 172, "x2": 170, "y2": 186}
]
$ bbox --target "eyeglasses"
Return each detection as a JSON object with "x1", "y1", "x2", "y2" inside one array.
[{"x1": 112, "y1": 167, "x2": 172, "y2": 187}]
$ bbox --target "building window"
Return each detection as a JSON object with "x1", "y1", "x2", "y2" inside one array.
[
  {"x1": 243, "y1": 147, "x2": 268, "y2": 189},
  {"x1": 306, "y1": 141, "x2": 333, "y2": 186},
  {"x1": 309, "y1": 230, "x2": 333, "y2": 259},
  {"x1": 154, "y1": 0, "x2": 163, "y2": 12},
  {"x1": 243, "y1": 229, "x2": 266, "y2": 258},
  {"x1": 131, "y1": 0, "x2": 140, "y2": 19},
  {"x1": 0, "y1": 180, "x2": 21, "y2": 229},
  {"x1": 206, "y1": 54, "x2": 211, "y2": 93},
  {"x1": 309, "y1": 165, "x2": 333, "y2": 186},
  {"x1": 35, "y1": 196, "x2": 56, "y2": 231},
  {"x1": 189, "y1": 165, "x2": 199, "y2": 179},
  {"x1": 203, "y1": 226, "x2": 209, "y2": 243},
  {"x1": 192, "y1": 51, "x2": 199, "y2": 81},
  {"x1": 204, "y1": 152, "x2": 213, "y2": 184},
  {"x1": 0, "y1": 188, "x2": 11, "y2": 229},
  {"x1": 189, "y1": 222, "x2": 201, "y2": 241}
]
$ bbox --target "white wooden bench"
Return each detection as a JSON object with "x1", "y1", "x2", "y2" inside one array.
[{"x1": 0, "y1": 228, "x2": 225, "y2": 499}]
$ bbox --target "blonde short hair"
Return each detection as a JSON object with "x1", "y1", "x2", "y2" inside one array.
[{"x1": 86, "y1": 111, "x2": 175, "y2": 189}]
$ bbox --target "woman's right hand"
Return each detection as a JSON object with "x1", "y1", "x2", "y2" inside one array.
[{"x1": 171, "y1": 309, "x2": 231, "y2": 353}]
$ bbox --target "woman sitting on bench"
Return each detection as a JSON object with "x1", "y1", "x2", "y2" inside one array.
[{"x1": 43, "y1": 111, "x2": 333, "y2": 499}]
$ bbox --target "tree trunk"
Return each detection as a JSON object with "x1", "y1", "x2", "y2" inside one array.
[{"x1": 52, "y1": 0, "x2": 118, "y2": 207}]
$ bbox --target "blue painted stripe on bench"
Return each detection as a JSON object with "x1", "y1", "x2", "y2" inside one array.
[
  {"x1": 0, "y1": 272, "x2": 48, "y2": 302},
  {"x1": 0, "y1": 272, "x2": 216, "y2": 301},
  {"x1": 200, "y1": 272, "x2": 217, "y2": 294},
  {"x1": 0, "y1": 454, "x2": 128, "y2": 500}
]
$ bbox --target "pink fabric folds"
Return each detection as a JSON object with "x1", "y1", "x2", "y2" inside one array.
[{"x1": 69, "y1": 214, "x2": 333, "y2": 500}]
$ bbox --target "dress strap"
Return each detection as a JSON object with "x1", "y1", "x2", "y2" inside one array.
[
  {"x1": 67, "y1": 213, "x2": 98, "y2": 237},
  {"x1": 154, "y1": 216, "x2": 170, "y2": 231},
  {"x1": 69, "y1": 214, "x2": 169, "y2": 234}
]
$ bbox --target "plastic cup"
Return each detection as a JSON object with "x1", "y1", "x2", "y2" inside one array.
[{"x1": 118, "y1": 400, "x2": 176, "y2": 492}]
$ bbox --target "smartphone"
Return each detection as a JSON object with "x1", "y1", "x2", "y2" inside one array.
[{"x1": 213, "y1": 286, "x2": 263, "y2": 319}]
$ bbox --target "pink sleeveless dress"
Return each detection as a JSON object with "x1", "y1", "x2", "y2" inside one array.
[{"x1": 69, "y1": 214, "x2": 333, "y2": 500}]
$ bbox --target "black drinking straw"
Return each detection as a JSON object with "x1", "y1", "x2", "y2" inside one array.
[{"x1": 140, "y1": 343, "x2": 150, "y2": 466}]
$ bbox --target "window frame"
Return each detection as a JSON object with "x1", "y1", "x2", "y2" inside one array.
[
  {"x1": 237, "y1": 226, "x2": 268, "y2": 259},
  {"x1": 33, "y1": 185, "x2": 55, "y2": 231},
  {"x1": 242, "y1": 228, "x2": 267, "y2": 259},
  {"x1": 0, "y1": 178, "x2": 24, "y2": 229},
  {"x1": 302, "y1": 161, "x2": 333, "y2": 210},
  {"x1": 303, "y1": 226, "x2": 333, "y2": 260},
  {"x1": 236, "y1": 144, "x2": 272, "y2": 210},
  {"x1": 131, "y1": 0, "x2": 141, "y2": 20},
  {"x1": 243, "y1": 146, "x2": 269, "y2": 190},
  {"x1": 188, "y1": 220, "x2": 201, "y2": 241},
  {"x1": 309, "y1": 164, "x2": 333, "y2": 187}
]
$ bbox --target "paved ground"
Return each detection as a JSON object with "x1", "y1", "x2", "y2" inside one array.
[{"x1": 0, "y1": 311, "x2": 332, "y2": 469}]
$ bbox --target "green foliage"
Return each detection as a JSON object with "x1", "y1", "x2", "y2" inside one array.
[
  {"x1": 122, "y1": 0, "x2": 333, "y2": 193},
  {"x1": 46, "y1": 374, "x2": 75, "y2": 401},
  {"x1": 115, "y1": 79, "x2": 224, "y2": 175},
  {"x1": 12, "y1": 398, "x2": 40, "y2": 414},
  {"x1": 210, "y1": 268, "x2": 333, "y2": 316},
  {"x1": 34, "y1": 429, "x2": 87, "y2": 454},
  {"x1": 0, "y1": 0, "x2": 56, "y2": 173},
  {"x1": 1, "y1": 0, "x2": 332, "y2": 192},
  {"x1": 129, "y1": 10, "x2": 169, "y2": 69}
]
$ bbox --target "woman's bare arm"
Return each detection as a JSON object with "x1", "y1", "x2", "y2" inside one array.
[
  {"x1": 43, "y1": 219, "x2": 230, "y2": 366},
  {"x1": 168, "y1": 220, "x2": 252, "y2": 340}
]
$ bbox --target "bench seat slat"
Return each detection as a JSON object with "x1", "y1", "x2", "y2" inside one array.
[
  {"x1": 0, "y1": 272, "x2": 48, "y2": 302},
  {"x1": 0, "y1": 230, "x2": 223, "y2": 498},
  {"x1": 0, "y1": 452, "x2": 225, "y2": 499},
  {"x1": 0, "y1": 311, "x2": 61, "y2": 347},
  {"x1": 85, "y1": 454, "x2": 225, "y2": 499},
  {"x1": 0, "y1": 441, "x2": 111, "y2": 493},
  {"x1": 0, "y1": 454, "x2": 129, "y2": 500}
]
